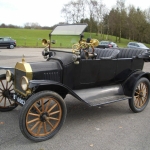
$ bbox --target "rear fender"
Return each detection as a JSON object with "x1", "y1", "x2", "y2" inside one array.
[{"x1": 122, "y1": 70, "x2": 150, "y2": 96}]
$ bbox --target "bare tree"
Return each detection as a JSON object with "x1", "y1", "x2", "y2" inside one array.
[
  {"x1": 79, "y1": 0, "x2": 87, "y2": 21},
  {"x1": 0, "y1": 23, "x2": 6, "y2": 28},
  {"x1": 61, "y1": 0, "x2": 87, "y2": 24},
  {"x1": 24, "y1": 22, "x2": 41, "y2": 29},
  {"x1": 94, "y1": 0, "x2": 108, "y2": 36},
  {"x1": 86, "y1": 0, "x2": 97, "y2": 35},
  {"x1": 61, "y1": 3, "x2": 72, "y2": 23},
  {"x1": 60, "y1": 0, "x2": 150, "y2": 44}
]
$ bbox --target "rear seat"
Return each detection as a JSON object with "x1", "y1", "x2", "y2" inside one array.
[
  {"x1": 81, "y1": 48, "x2": 147, "y2": 59},
  {"x1": 81, "y1": 48, "x2": 120, "y2": 59},
  {"x1": 115, "y1": 48, "x2": 147, "y2": 58},
  {"x1": 94, "y1": 48, "x2": 119, "y2": 59}
]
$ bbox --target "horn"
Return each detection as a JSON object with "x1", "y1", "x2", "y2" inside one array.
[
  {"x1": 42, "y1": 39, "x2": 47, "y2": 46},
  {"x1": 90, "y1": 39, "x2": 99, "y2": 47}
]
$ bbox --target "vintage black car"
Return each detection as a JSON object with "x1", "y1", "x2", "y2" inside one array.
[{"x1": 0, "y1": 24, "x2": 150, "y2": 142}]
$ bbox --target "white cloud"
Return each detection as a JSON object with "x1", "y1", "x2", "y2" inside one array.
[
  {"x1": 0, "y1": 0, "x2": 150, "y2": 27},
  {"x1": 0, "y1": 0, "x2": 71, "y2": 26}
]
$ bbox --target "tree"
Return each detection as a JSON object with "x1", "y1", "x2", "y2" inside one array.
[
  {"x1": 86, "y1": 0, "x2": 97, "y2": 34},
  {"x1": 116, "y1": 0, "x2": 127, "y2": 42},
  {"x1": 61, "y1": 3, "x2": 72, "y2": 23},
  {"x1": 126, "y1": 5, "x2": 136, "y2": 40},
  {"x1": 135, "y1": 8, "x2": 147, "y2": 42},
  {"x1": 93, "y1": 0, "x2": 108, "y2": 36},
  {"x1": 108, "y1": 8, "x2": 119, "y2": 41},
  {"x1": 24, "y1": 22, "x2": 41, "y2": 29},
  {"x1": 61, "y1": 0, "x2": 150, "y2": 44},
  {"x1": 0, "y1": 23, "x2": 6, "y2": 28},
  {"x1": 127, "y1": 6, "x2": 148, "y2": 42},
  {"x1": 144, "y1": 8, "x2": 150, "y2": 42},
  {"x1": 61, "y1": 0, "x2": 86, "y2": 24}
]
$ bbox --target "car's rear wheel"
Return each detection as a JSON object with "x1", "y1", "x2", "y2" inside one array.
[
  {"x1": 0, "y1": 74, "x2": 18, "y2": 112},
  {"x1": 10, "y1": 45, "x2": 14, "y2": 49},
  {"x1": 19, "y1": 91, "x2": 67, "y2": 142},
  {"x1": 128, "y1": 77, "x2": 150, "y2": 113}
]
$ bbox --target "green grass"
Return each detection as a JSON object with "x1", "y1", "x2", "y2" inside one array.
[
  {"x1": 0, "y1": 28, "x2": 150, "y2": 48},
  {"x1": 0, "y1": 28, "x2": 49, "y2": 47}
]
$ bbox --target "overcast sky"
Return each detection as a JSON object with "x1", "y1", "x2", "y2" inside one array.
[{"x1": 0, "y1": 0, "x2": 149, "y2": 27}]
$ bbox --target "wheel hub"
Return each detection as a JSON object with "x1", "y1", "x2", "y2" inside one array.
[
  {"x1": 2, "y1": 89, "x2": 10, "y2": 98},
  {"x1": 139, "y1": 92, "x2": 143, "y2": 98},
  {"x1": 40, "y1": 113, "x2": 48, "y2": 122}
]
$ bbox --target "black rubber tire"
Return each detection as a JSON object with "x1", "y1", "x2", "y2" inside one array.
[
  {"x1": 0, "y1": 74, "x2": 18, "y2": 112},
  {"x1": 19, "y1": 90, "x2": 67, "y2": 142},
  {"x1": 128, "y1": 77, "x2": 150, "y2": 113}
]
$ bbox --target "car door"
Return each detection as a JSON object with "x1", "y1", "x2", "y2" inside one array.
[
  {"x1": 0, "y1": 38, "x2": 4, "y2": 47},
  {"x1": 115, "y1": 58, "x2": 132, "y2": 82},
  {"x1": 3, "y1": 38, "x2": 10, "y2": 47},
  {"x1": 80, "y1": 59, "x2": 117, "y2": 85}
]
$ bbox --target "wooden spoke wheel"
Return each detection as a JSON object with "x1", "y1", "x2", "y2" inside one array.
[
  {"x1": 0, "y1": 74, "x2": 18, "y2": 112},
  {"x1": 129, "y1": 77, "x2": 150, "y2": 113},
  {"x1": 19, "y1": 91, "x2": 67, "y2": 142}
]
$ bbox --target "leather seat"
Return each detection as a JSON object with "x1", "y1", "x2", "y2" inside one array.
[
  {"x1": 116, "y1": 48, "x2": 147, "y2": 58},
  {"x1": 94, "y1": 48, "x2": 120, "y2": 59},
  {"x1": 81, "y1": 48, "x2": 146, "y2": 59},
  {"x1": 81, "y1": 48, "x2": 120, "y2": 59}
]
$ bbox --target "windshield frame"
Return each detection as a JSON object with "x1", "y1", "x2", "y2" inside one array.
[
  {"x1": 50, "y1": 24, "x2": 88, "y2": 36},
  {"x1": 48, "y1": 24, "x2": 88, "y2": 53}
]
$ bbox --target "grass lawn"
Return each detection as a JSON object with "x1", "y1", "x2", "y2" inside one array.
[{"x1": 0, "y1": 28, "x2": 150, "y2": 48}]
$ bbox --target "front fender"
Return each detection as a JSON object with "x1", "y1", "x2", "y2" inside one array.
[
  {"x1": 29, "y1": 80, "x2": 83, "y2": 101},
  {"x1": 0, "y1": 67, "x2": 14, "y2": 74},
  {"x1": 29, "y1": 80, "x2": 60, "y2": 88},
  {"x1": 122, "y1": 70, "x2": 150, "y2": 96}
]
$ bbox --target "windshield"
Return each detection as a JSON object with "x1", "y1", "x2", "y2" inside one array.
[
  {"x1": 49, "y1": 24, "x2": 88, "y2": 52},
  {"x1": 50, "y1": 24, "x2": 87, "y2": 36},
  {"x1": 138, "y1": 43, "x2": 147, "y2": 48},
  {"x1": 100, "y1": 41, "x2": 110, "y2": 45}
]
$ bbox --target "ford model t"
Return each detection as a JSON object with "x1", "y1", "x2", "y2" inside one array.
[{"x1": 0, "y1": 24, "x2": 150, "y2": 142}]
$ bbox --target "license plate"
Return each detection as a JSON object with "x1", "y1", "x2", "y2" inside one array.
[{"x1": 17, "y1": 97, "x2": 26, "y2": 105}]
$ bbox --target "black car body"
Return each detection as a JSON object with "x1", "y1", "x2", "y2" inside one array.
[
  {"x1": 97, "y1": 41, "x2": 118, "y2": 49},
  {"x1": 0, "y1": 37, "x2": 16, "y2": 49},
  {"x1": 0, "y1": 24, "x2": 150, "y2": 142}
]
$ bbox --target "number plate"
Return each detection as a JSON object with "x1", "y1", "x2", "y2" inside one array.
[
  {"x1": 17, "y1": 97, "x2": 25, "y2": 105},
  {"x1": 13, "y1": 94, "x2": 26, "y2": 105}
]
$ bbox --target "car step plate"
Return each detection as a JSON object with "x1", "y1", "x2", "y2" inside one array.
[
  {"x1": 73, "y1": 84, "x2": 131, "y2": 106},
  {"x1": 84, "y1": 95, "x2": 130, "y2": 106}
]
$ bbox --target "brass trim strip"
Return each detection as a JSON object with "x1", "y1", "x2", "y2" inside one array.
[{"x1": 14, "y1": 88, "x2": 31, "y2": 97}]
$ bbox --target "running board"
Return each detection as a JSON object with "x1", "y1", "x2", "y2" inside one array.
[
  {"x1": 73, "y1": 84, "x2": 131, "y2": 106},
  {"x1": 83, "y1": 95, "x2": 130, "y2": 106}
]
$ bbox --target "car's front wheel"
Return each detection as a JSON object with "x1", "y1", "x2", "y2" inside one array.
[
  {"x1": 19, "y1": 91, "x2": 67, "y2": 142},
  {"x1": 128, "y1": 77, "x2": 150, "y2": 113}
]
